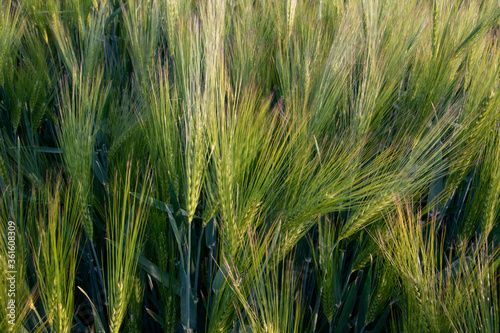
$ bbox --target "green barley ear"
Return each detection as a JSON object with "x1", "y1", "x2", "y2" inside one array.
[
  {"x1": 7, "y1": 24, "x2": 54, "y2": 131},
  {"x1": 106, "y1": 159, "x2": 152, "y2": 333},
  {"x1": 124, "y1": 276, "x2": 144, "y2": 333},
  {"x1": 479, "y1": 129, "x2": 500, "y2": 237},
  {"x1": 286, "y1": 0, "x2": 297, "y2": 41},
  {"x1": 432, "y1": 0, "x2": 439, "y2": 57},
  {"x1": 32, "y1": 176, "x2": 83, "y2": 333},
  {"x1": 164, "y1": 0, "x2": 179, "y2": 53},
  {"x1": 366, "y1": 260, "x2": 395, "y2": 324},
  {"x1": 460, "y1": 126, "x2": 500, "y2": 242},
  {"x1": 47, "y1": 0, "x2": 107, "y2": 79},
  {"x1": 0, "y1": 0, "x2": 24, "y2": 88},
  {"x1": 121, "y1": 0, "x2": 160, "y2": 86},
  {"x1": 107, "y1": 121, "x2": 142, "y2": 161},
  {"x1": 57, "y1": 66, "x2": 109, "y2": 239},
  {"x1": 441, "y1": 244, "x2": 500, "y2": 332}
]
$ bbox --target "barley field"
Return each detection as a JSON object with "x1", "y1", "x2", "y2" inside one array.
[{"x1": 1, "y1": 0, "x2": 499, "y2": 332}]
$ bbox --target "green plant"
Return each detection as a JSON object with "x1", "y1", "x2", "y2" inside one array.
[
  {"x1": 105, "y1": 160, "x2": 152, "y2": 333},
  {"x1": 1, "y1": 0, "x2": 499, "y2": 332}
]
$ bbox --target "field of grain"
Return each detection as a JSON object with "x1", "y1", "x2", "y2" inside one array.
[{"x1": 0, "y1": 0, "x2": 499, "y2": 332}]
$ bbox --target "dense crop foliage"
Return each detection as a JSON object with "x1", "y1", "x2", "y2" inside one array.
[{"x1": 1, "y1": 0, "x2": 500, "y2": 332}]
